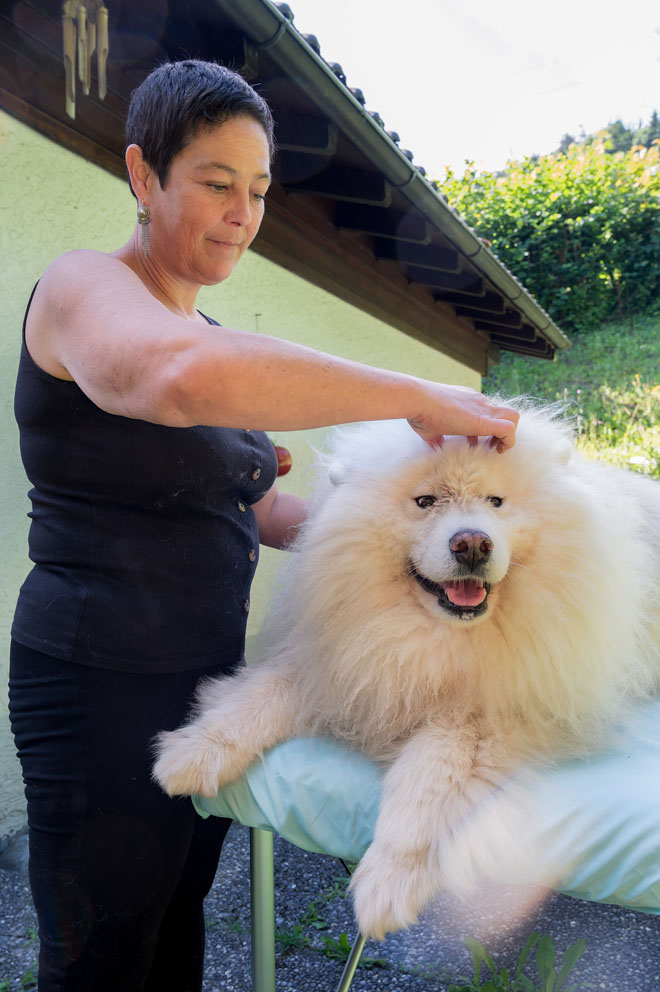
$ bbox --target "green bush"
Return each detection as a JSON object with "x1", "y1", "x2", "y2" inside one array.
[{"x1": 440, "y1": 139, "x2": 660, "y2": 332}]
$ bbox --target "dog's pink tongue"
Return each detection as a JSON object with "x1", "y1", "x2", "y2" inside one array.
[{"x1": 445, "y1": 581, "x2": 486, "y2": 606}]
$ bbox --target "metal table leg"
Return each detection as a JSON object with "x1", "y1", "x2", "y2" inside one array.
[
  {"x1": 250, "y1": 827, "x2": 276, "y2": 992},
  {"x1": 335, "y1": 932, "x2": 367, "y2": 991},
  {"x1": 249, "y1": 825, "x2": 364, "y2": 992}
]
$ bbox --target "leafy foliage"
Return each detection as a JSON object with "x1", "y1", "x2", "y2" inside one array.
[
  {"x1": 319, "y1": 931, "x2": 388, "y2": 970},
  {"x1": 440, "y1": 138, "x2": 660, "y2": 332},
  {"x1": 447, "y1": 932, "x2": 588, "y2": 992}
]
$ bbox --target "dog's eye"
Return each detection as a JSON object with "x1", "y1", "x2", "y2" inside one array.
[
  {"x1": 487, "y1": 495, "x2": 503, "y2": 508},
  {"x1": 414, "y1": 495, "x2": 436, "y2": 509}
]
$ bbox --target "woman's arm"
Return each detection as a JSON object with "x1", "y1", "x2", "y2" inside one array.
[
  {"x1": 252, "y1": 487, "x2": 307, "y2": 550},
  {"x1": 28, "y1": 251, "x2": 518, "y2": 449}
]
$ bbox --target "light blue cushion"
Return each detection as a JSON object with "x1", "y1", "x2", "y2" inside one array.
[
  {"x1": 193, "y1": 696, "x2": 660, "y2": 913},
  {"x1": 526, "y1": 698, "x2": 660, "y2": 913},
  {"x1": 194, "y1": 737, "x2": 380, "y2": 861}
]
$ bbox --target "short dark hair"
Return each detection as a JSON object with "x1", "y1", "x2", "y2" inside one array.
[{"x1": 125, "y1": 59, "x2": 275, "y2": 192}]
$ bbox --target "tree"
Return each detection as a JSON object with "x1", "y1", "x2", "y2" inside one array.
[
  {"x1": 603, "y1": 119, "x2": 634, "y2": 153},
  {"x1": 557, "y1": 132, "x2": 576, "y2": 154},
  {"x1": 633, "y1": 109, "x2": 660, "y2": 148}
]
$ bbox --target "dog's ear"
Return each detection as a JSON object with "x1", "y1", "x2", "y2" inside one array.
[{"x1": 328, "y1": 461, "x2": 347, "y2": 486}]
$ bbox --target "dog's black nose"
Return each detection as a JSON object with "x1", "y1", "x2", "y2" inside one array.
[{"x1": 449, "y1": 530, "x2": 493, "y2": 569}]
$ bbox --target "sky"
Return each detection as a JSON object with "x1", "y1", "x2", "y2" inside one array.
[{"x1": 286, "y1": 0, "x2": 660, "y2": 178}]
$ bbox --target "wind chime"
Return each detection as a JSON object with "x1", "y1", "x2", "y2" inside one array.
[{"x1": 61, "y1": 1, "x2": 109, "y2": 119}]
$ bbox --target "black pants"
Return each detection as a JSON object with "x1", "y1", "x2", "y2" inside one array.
[{"x1": 8, "y1": 641, "x2": 232, "y2": 992}]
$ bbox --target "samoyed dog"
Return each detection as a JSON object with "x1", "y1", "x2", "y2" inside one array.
[{"x1": 154, "y1": 406, "x2": 660, "y2": 938}]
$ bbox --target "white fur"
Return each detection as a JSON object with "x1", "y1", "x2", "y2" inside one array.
[{"x1": 153, "y1": 405, "x2": 660, "y2": 939}]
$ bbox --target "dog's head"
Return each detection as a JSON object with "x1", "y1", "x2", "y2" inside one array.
[
  {"x1": 403, "y1": 443, "x2": 512, "y2": 625},
  {"x1": 311, "y1": 407, "x2": 575, "y2": 628}
]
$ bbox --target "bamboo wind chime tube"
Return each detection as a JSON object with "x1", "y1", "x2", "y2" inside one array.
[
  {"x1": 97, "y1": 4, "x2": 108, "y2": 100},
  {"x1": 61, "y1": 1, "x2": 109, "y2": 119},
  {"x1": 62, "y1": 1, "x2": 76, "y2": 119}
]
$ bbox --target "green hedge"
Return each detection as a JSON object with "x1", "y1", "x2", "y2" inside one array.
[{"x1": 439, "y1": 138, "x2": 660, "y2": 332}]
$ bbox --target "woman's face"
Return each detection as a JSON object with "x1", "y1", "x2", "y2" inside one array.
[{"x1": 145, "y1": 115, "x2": 271, "y2": 288}]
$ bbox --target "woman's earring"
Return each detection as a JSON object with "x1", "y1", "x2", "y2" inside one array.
[{"x1": 137, "y1": 203, "x2": 151, "y2": 258}]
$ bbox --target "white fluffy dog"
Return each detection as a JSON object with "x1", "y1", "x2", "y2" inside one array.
[{"x1": 154, "y1": 407, "x2": 660, "y2": 938}]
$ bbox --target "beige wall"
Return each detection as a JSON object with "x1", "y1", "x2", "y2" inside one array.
[{"x1": 0, "y1": 111, "x2": 479, "y2": 839}]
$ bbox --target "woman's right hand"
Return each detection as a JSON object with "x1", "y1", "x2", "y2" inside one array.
[{"x1": 407, "y1": 382, "x2": 520, "y2": 452}]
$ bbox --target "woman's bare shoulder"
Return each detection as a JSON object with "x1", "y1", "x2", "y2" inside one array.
[
  {"x1": 35, "y1": 247, "x2": 159, "y2": 328},
  {"x1": 40, "y1": 248, "x2": 144, "y2": 299},
  {"x1": 27, "y1": 249, "x2": 153, "y2": 380}
]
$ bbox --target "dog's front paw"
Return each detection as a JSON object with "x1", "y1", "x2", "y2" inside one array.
[
  {"x1": 152, "y1": 725, "x2": 244, "y2": 798},
  {"x1": 350, "y1": 843, "x2": 434, "y2": 940}
]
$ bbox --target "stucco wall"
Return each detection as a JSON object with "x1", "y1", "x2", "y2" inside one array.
[{"x1": 0, "y1": 111, "x2": 479, "y2": 839}]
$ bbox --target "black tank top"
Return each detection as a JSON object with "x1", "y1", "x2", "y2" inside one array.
[{"x1": 12, "y1": 288, "x2": 278, "y2": 673}]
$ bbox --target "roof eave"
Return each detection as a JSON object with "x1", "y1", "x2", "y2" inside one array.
[{"x1": 211, "y1": 0, "x2": 569, "y2": 352}]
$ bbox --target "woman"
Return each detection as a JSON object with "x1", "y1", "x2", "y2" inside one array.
[{"x1": 9, "y1": 60, "x2": 518, "y2": 991}]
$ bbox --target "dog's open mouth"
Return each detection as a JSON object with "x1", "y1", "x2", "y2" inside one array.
[{"x1": 409, "y1": 564, "x2": 490, "y2": 620}]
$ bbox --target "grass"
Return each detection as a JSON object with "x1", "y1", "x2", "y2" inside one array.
[
  {"x1": 483, "y1": 313, "x2": 660, "y2": 478},
  {"x1": 273, "y1": 871, "x2": 389, "y2": 970},
  {"x1": 447, "y1": 933, "x2": 589, "y2": 992},
  {"x1": 206, "y1": 869, "x2": 388, "y2": 971},
  {"x1": 0, "y1": 965, "x2": 37, "y2": 991},
  {"x1": 0, "y1": 925, "x2": 38, "y2": 991}
]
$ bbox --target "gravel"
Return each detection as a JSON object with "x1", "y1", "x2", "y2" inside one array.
[{"x1": 2, "y1": 824, "x2": 660, "y2": 991}]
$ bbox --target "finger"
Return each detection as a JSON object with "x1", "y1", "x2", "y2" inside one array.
[
  {"x1": 492, "y1": 405, "x2": 520, "y2": 428},
  {"x1": 485, "y1": 410, "x2": 518, "y2": 452},
  {"x1": 493, "y1": 426, "x2": 516, "y2": 452},
  {"x1": 407, "y1": 418, "x2": 445, "y2": 447}
]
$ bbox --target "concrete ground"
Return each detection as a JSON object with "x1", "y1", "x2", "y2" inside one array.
[{"x1": 1, "y1": 823, "x2": 659, "y2": 991}]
